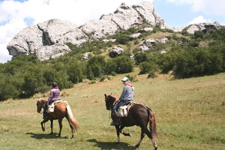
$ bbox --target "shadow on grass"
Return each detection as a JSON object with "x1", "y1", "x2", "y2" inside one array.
[
  {"x1": 26, "y1": 132, "x2": 68, "y2": 139},
  {"x1": 88, "y1": 139, "x2": 136, "y2": 150}
]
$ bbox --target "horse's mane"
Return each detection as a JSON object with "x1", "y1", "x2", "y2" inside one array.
[
  {"x1": 38, "y1": 99, "x2": 47, "y2": 104},
  {"x1": 108, "y1": 94, "x2": 117, "y2": 100}
]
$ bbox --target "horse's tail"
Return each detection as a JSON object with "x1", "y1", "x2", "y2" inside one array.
[
  {"x1": 66, "y1": 105, "x2": 79, "y2": 130},
  {"x1": 148, "y1": 108, "x2": 157, "y2": 137}
]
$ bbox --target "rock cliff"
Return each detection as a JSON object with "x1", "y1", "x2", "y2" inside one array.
[
  {"x1": 7, "y1": 1, "x2": 169, "y2": 61},
  {"x1": 7, "y1": 1, "x2": 221, "y2": 61}
]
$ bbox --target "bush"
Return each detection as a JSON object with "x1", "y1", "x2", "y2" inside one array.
[
  {"x1": 86, "y1": 56, "x2": 106, "y2": 79},
  {"x1": 134, "y1": 53, "x2": 149, "y2": 65},
  {"x1": 148, "y1": 71, "x2": 157, "y2": 78},
  {"x1": 113, "y1": 56, "x2": 134, "y2": 74},
  {"x1": 139, "y1": 62, "x2": 154, "y2": 74}
]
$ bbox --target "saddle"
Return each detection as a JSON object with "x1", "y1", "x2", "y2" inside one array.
[
  {"x1": 116, "y1": 102, "x2": 133, "y2": 117},
  {"x1": 47, "y1": 100, "x2": 67, "y2": 113}
]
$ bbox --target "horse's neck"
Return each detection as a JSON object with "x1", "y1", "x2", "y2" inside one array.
[
  {"x1": 109, "y1": 95, "x2": 117, "y2": 107},
  {"x1": 41, "y1": 100, "x2": 47, "y2": 107}
]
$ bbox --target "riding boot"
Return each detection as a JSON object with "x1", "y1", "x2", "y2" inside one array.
[{"x1": 110, "y1": 112, "x2": 120, "y2": 126}]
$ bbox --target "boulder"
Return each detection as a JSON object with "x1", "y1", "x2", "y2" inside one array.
[
  {"x1": 82, "y1": 52, "x2": 89, "y2": 61},
  {"x1": 109, "y1": 45, "x2": 124, "y2": 57},
  {"x1": 38, "y1": 19, "x2": 88, "y2": 45},
  {"x1": 102, "y1": 39, "x2": 116, "y2": 43},
  {"x1": 139, "y1": 37, "x2": 168, "y2": 52},
  {"x1": 36, "y1": 44, "x2": 71, "y2": 61},
  {"x1": 173, "y1": 22, "x2": 221, "y2": 34},
  {"x1": 110, "y1": 3, "x2": 144, "y2": 30},
  {"x1": 7, "y1": 25, "x2": 43, "y2": 56},
  {"x1": 138, "y1": 27, "x2": 154, "y2": 33},
  {"x1": 81, "y1": 19, "x2": 118, "y2": 39},
  {"x1": 130, "y1": 33, "x2": 141, "y2": 40}
]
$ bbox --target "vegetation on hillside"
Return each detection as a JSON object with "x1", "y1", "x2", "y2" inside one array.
[{"x1": 1, "y1": 25, "x2": 225, "y2": 100}]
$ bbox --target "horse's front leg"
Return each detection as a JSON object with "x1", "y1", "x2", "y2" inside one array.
[
  {"x1": 41, "y1": 118, "x2": 49, "y2": 132},
  {"x1": 115, "y1": 126, "x2": 120, "y2": 143},
  {"x1": 50, "y1": 120, "x2": 53, "y2": 134},
  {"x1": 58, "y1": 119, "x2": 63, "y2": 137}
]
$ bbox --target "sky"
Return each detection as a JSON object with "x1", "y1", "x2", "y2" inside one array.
[{"x1": 0, "y1": 0, "x2": 225, "y2": 63}]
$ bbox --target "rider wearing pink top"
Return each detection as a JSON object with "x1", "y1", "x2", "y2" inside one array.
[
  {"x1": 43, "y1": 82, "x2": 61, "y2": 119},
  {"x1": 47, "y1": 83, "x2": 61, "y2": 105}
]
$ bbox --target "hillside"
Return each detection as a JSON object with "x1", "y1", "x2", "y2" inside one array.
[
  {"x1": 1, "y1": 25, "x2": 225, "y2": 100},
  {"x1": 0, "y1": 71, "x2": 225, "y2": 150}
]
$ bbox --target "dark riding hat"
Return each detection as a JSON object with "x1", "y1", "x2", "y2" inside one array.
[{"x1": 52, "y1": 82, "x2": 58, "y2": 87}]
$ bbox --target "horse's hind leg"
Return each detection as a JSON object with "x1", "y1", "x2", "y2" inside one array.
[
  {"x1": 66, "y1": 115, "x2": 74, "y2": 139},
  {"x1": 58, "y1": 119, "x2": 63, "y2": 137},
  {"x1": 145, "y1": 128, "x2": 158, "y2": 150},
  {"x1": 135, "y1": 128, "x2": 145, "y2": 148}
]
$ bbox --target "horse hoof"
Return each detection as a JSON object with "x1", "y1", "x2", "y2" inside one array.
[
  {"x1": 42, "y1": 127, "x2": 45, "y2": 132},
  {"x1": 155, "y1": 147, "x2": 158, "y2": 150},
  {"x1": 135, "y1": 144, "x2": 140, "y2": 148}
]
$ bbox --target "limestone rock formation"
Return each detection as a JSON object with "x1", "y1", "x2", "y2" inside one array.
[
  {"x1": 7, "y1": 1, "x2": 170, "y2": 61},
  {"x1": 109, "y1": 45, "x2": 124, "y2": 57},
  {"x1": 173, "y1": 22, "x2": 221, "y2": 34}
]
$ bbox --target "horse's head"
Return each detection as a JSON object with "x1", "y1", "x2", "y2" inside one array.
[
  {"x1": 36, "y1": 99, "x2": 46, "y2": 113},
  {"x1": 104, "y1": 94, "x2": 117, "y2": 110}
]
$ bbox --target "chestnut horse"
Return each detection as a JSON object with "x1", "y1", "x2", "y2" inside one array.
[
  {"x1": 36, "y1": 99, "x2": 79, "y2": 138},
  {"x1": 104, "y1": 94, "x2": 158, "y2": 150}
]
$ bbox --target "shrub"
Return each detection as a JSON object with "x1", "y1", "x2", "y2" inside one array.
[{"x1": 113, "y1": 56, "x2": 134, "y2": 74}]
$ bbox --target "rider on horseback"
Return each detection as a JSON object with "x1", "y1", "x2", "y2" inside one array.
[
  {"x1": 111, "y1": 77, "x2": 135, "y2": 126},
  {"x1": 43, "y1": 82, "x2": 61, "y2": 119}
]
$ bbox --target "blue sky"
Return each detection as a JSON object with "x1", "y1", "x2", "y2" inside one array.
[{"x1": 0, "y1": 0, "x2": 225, "y2": 63}]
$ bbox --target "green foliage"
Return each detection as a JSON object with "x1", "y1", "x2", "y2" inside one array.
[
  {"x1": 134, "y1": 53, "x2": 149, "y2": 65},
  {"x1": 113, "y1": 56, "x2": 134, "y2": 74},
  {"x1": 86, "y1": 56, "x2": 106, "y2": 79},
  {"x1": 2, "y1": 26, "x2": 225, "y2": 100},
  {"x1": 148, "y1": 71, "x2": 157, "y2": 78},
  {"x1": 139, "y1": 62, "x2": 155, "y2": 74}
]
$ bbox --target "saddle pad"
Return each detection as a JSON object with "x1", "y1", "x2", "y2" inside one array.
[
  {"x1": 117, "y1": 102, "x2": 133, "y2": 117},
  {"x1": 47, "y1": 100, "x2": 67, "y2": 113}
]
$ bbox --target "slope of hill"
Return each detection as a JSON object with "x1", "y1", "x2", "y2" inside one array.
[{"x1": 0, "y1": 72, "x2": 225, "y2": 150}]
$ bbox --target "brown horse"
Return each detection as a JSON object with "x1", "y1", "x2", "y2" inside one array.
[
  {"x1": 104, "y1": 94, "x2": 158, "y2": 150},
  {"x1": 36, "y1": 99, "x2": 79, "y2": 138}
]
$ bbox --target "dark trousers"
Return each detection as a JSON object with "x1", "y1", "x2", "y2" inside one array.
[{"x1": 113, "y1": 99, "x2": 131, "y2": 113}]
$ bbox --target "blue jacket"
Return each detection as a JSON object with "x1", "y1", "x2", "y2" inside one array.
[{"x1": 120, "y1": 84, "x2": 134, "y2": 101}]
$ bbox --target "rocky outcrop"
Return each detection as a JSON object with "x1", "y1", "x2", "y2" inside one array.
[
  {"x1": 7, "y1": 19, "x2": 88, "y2": 60},
  {"x1": 7, "y1": 1, "x2": 170, "y2": 61},
  {"x1": 139, "y1": 37, "x2": 168, "y2": 52},
  {"x1": 36, "y1": 44, "x2": 71, "y2": 61},
  {"x1": 173, "y1": 22, "x2": 221, "y2": 34},
  {"x1": 7, "y1": 25, "x2": 43, "y2": 56},
  {"x1": 109, "y1": 45, "x2": 124, "y2": 57}
]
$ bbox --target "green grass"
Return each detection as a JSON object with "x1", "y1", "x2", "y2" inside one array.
[{"x1": 0, "y1": 72, "x2": 225, "y2": 150}]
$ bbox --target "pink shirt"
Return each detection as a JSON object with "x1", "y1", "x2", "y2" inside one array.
[{"x1": 47, "y1": 87, "x2": 60, "y2": 104}]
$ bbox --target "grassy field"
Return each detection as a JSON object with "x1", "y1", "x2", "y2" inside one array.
[{"x1": 0, "y1": 71, "x2": 225, "y2": 150}]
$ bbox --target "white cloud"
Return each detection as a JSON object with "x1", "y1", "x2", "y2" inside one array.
[
  {"x1": 188, "y1": 16, "x2": 211, "y2": 25},
  {"x1": 167, "y1": 0, "x2": 225, "y2": 15},
  {"x1": 0, "y1": 0, "x2": 155, "y2": 63}
]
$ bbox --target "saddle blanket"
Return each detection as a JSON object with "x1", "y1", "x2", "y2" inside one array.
[
  {"x1": 117, "y1": 102, "x2": 133, "y2": 117},
  {"x1": 47, "y1": 100, "x2": 67, "y2": 113}
]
